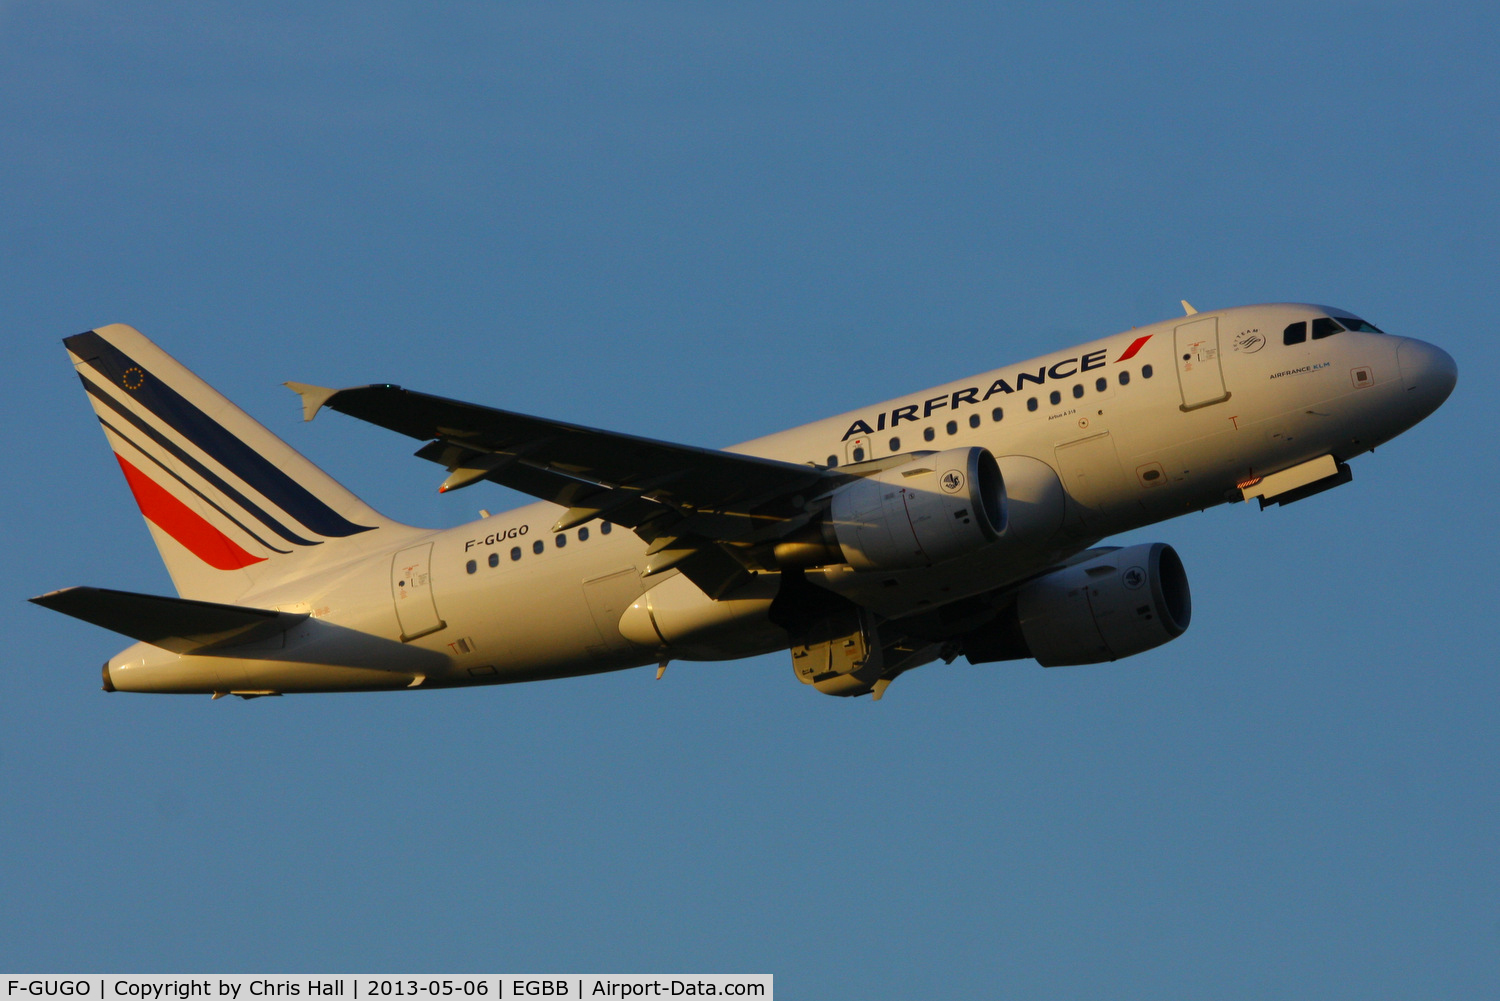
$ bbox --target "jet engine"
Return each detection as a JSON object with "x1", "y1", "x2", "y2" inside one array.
[
  {"x1": 775, "y1": 447, "x2": 1005, "y2": 571},
  {"x1": 964, "y1": 542, "x2": 1191, "y2": 666}
]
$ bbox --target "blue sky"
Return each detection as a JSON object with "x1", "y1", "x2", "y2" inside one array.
[{"x1": 4, "y1": 2, "x2": 1498, "y2": 996}]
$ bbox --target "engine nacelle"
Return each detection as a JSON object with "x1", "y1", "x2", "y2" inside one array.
[
  {"x1": 966, "y1": 542, "x2": 1191, "y2": 666},
  {"x1": 827, "y1": 447, "x2": 1005, "y2": 571}
]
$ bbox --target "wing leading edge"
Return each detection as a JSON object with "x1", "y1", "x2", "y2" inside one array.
[{"x1": 289, "y1": 382, "x2": 845, "y2": 596}]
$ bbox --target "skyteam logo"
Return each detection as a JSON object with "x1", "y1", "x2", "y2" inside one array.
[
  {"x1": 940, "y1": 469, "x2": 965, "y2": 493},
  {"x1": 841, "y1": 335, "x2": 1154, "y2": 441}
]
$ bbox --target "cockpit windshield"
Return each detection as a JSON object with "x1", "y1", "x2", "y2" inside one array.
[
  {"x1": 1334, "y1": 316, "x2": 1385, "y2": 333},
  {"x1": 1283, "y1": 314, "x2": 1386, "y2": 345}
]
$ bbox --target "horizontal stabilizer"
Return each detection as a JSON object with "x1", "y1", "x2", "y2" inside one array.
[{"x1": 30, "y1": 586, "x2": 308, "y2": 654}]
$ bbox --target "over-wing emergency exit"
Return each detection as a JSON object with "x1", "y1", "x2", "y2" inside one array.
[{"x1": 33, "y1": 302, "x2": 1456, "y2": 699}]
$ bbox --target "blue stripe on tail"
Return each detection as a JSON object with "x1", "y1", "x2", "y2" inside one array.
[
  {"x1": 100, "y1": 415, "x2": 294, "y2": 555},
  {"x1": 67, "y1": 331, "x2": 376, "y2": 540},
  {"x1": 81, "y1": 376, "x2": 320, "y2": 547}
]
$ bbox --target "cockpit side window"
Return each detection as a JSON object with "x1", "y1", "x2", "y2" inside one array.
[
  {"x1": 1311, "y1": 317, "x2": 1344, "y2": 340},
  {"x1": 1284, "y1": 321, "x2": 1307, "y2": 345}
]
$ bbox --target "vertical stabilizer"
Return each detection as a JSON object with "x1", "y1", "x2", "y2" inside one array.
[{"x1": 64, "y1": 325, "x2": 416, "y2": 603}]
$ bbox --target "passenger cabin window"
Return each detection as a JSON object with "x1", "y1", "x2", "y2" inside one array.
[
  {"x1": 945, "y1": 420, "x2": 957, "y2": 435},
  {"x1": 1049, "y1": 390, "x2": 1061, "y2": 405},
  {"x1": 1096, "y1": 377, "x2": 1107, "y2": 392},
  {"x1": 1027, "y1": 397, "x2": 1038, "y2": 412},
  {"x1": 488, "y1": 552, "x2": 499, "y2": 568},
  {"x1": 465, "y1": 560, "x2": 476, "y2": 575},
  {"x1": 1284, "y1": 321, "x2": 1307, "y2": 345},
  {"x1": 969, "y1": 414, "x2": 980, "y2": 428},
  {"x1": 889, "y1": 436, "x2": 901, "y2": 451},
  {"x1": 852, "y1": 446, "x2": 865, "y2": 461},
  {"x1": 827, "y1": 454, "x2": 837, "y2": 467},
  {"x1": 1072, "y1": 384, "x2": 1084, "y2": 399},
  {"x1": 923, "y1": 427, "x2": 935, "y2": 442},
  {"x1": 1142, "y1": 364, "x2": 1154, "y2": 379},
  {"x1": 600, "y1": 522, "x2": 612, "y2": 535},
  {"x1": 1312, "y1": 317, "x2": 1343, "y2": 340},
  {"x1": 1119, "y1": 371, "x2": 1130, "y2": 386},
  {"x1": 511, "y1": 546, "x2": 522, "y2": 561},
  {"x1": 533, "y1": 539, "x2": 545, "y2": 555},
  {"x1": 992, "y1": 407, "x2": 1003, "y2": 422},
  {"x1": 578, "y1": 527, "x2": 589, "y2": 542}
]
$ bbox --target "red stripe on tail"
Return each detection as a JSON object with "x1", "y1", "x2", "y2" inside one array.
[
  {"x1": 114, "y1": 454, "x2": 266, "y2": 570},
  {"x1": 1115, "y1": 335, "x2": 1153, "y2": 362}
]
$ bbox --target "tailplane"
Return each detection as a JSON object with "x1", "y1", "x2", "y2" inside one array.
[
  {"x1": 30, "y1": 586, "x2": 306, "y2": 655},
  {"x1": 65, "y1": 325, "x2": 414, "y2": 603}
]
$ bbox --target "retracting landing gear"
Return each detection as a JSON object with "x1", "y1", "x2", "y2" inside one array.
[{"x1": 772, "y1": 569, "x2": 939, "y2": 699}]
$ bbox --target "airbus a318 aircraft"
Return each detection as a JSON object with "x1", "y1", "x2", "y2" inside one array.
[{"x1": 33, "y1": 302, "x2": 1455, "y2": 700}]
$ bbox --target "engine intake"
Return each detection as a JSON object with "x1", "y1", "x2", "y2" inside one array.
[
  {"x1": 965, "y1": 542, "x2": 1191, "y2": 666},
  {"x1": 775, "y1": 447, "x2": 1005, "y2": 571}
]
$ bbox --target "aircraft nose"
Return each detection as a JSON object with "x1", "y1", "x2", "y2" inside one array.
[{"x1": 1397, "y1": 338, "x2": 1458, "y2": 416}]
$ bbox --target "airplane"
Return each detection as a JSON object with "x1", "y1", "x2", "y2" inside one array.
[{"x1": 31, "y1": 302, "x2": 1456, "y2": 700}]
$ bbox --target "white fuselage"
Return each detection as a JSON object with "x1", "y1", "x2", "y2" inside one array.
[{"x1": 104, "y1": 304, "x2": 1454, "y2": 694}]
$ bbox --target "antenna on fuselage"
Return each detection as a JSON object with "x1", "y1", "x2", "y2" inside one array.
[{"x1": 1180, "y1": 300, "x2": 1198, "y2": 315}]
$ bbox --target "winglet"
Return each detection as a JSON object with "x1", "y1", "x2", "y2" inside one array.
[
  {"x1": 1181, "y1": 300, "x2": 1198, "y2": 316},
  {"x1": 284, "y1": 382, "x2": 341, "y2": 422}
]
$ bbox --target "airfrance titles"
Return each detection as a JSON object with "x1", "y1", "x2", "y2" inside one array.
[{"x1": 840, "y1": 336, "x2": 1152, "y2": 442}]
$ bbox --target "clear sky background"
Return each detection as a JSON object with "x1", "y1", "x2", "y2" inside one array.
[{"x1": 4, "y1": 2, "x2": 1497, "y2": 997}]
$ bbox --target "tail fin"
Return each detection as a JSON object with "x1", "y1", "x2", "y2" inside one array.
[{"x1": 65, "y1": 325, "x2": 414, "y2": 603}]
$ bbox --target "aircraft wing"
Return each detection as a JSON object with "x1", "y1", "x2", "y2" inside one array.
[{"x1": 291, "y1": 383, "x2": 844, "y2": 595}]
